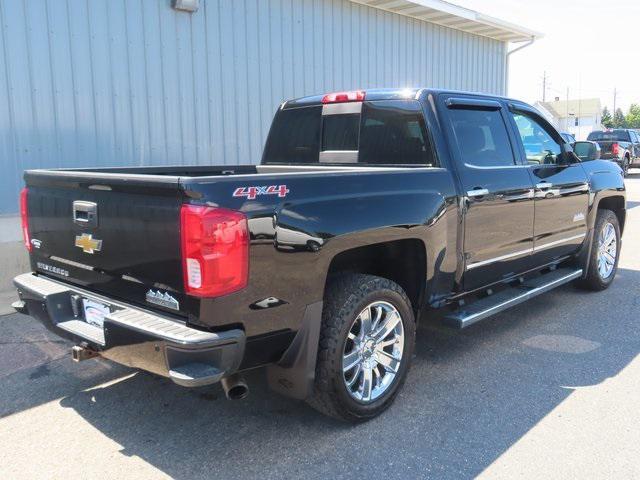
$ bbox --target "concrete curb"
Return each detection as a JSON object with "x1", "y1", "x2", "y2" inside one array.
[
  {"x1": 1, "y1": 216, "x2": 29, "y2": 315},
  {"x1": 0, "y1": 290, "x2": 17, "y2": 316},
  {"x1": 0, "y1": 241, "x2": 29, "y2": 292}
]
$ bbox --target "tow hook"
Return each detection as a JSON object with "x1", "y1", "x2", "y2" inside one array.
[{"x1": 71, "y1": 345, "x2": 99, "y2": 362}]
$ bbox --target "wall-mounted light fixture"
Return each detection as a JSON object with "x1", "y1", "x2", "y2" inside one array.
[{"x1": 173, "y1": 0, "x2": 199, "y2": 13}]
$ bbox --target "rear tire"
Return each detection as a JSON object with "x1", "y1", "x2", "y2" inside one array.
[
  {"x1": 307, "y1": 274, "x2": 416, "y2": 422},
  {"x1": 576, "y1": 209, "x2": 620, "y2": 291}
]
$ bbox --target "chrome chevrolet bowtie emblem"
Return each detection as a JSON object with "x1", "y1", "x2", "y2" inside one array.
[{"x1": 75, "y1": 233, "x2": 102, "y2": 254}]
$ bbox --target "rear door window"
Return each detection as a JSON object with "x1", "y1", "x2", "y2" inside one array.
[{"x1": 448, "y1": 108, "x2": 516, "y2": 167}]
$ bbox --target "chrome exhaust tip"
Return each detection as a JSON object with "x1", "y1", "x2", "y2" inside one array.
[{"x1": 220, "y1": 373, "x2": 249, "y2": 400}]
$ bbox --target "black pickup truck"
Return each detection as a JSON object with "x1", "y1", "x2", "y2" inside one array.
[
  {"x1": 586, "y1": 129, "x2": 640, "y2": 176},
  {"x1": 13, "y1": 88, "x2": 626, "y2": 421}
]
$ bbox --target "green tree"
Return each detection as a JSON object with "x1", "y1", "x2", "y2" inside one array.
[
  {"x1": 601, "y1": 106, "x2": 613, "y2": 128},
  {"x1": 625, "y1": 104, "x2": 640, "y2": 129},
  {"x1": 613, "y1": 108, "x2": 626, "y2": 128}
]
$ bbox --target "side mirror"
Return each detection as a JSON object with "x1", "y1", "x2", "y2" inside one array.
[{"x1": 573, "y1": 141, "x2": 601, "y2": 161}]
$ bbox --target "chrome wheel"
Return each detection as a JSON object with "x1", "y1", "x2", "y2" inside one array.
[
  {"x1": 597, "y1": 222, "x2": 617, "y2": 279},
  {"x1": 342, "y1": 301, "x2": 404, "y2": 403}
]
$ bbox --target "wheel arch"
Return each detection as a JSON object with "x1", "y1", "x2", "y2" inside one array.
[
  {"x1": 265, "y1": 238, "x2": 428, "y2": 401},
  {"x1": 577, "y1": 193, "x2": 625, "y2": 280},
  {"x1": 597, "y1": 195, "x2": 626, "y2": 234},
  {"x1": 324, "y1": 239, "x2": 427, "y2": 319}
]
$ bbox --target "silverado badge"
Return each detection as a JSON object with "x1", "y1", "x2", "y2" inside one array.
[
  {"x1": 146, "y1": 289, "x2": 180, "y2": 311},
  {"x1": 75, "y1": 233, "x2": 102, "y2": 254}
]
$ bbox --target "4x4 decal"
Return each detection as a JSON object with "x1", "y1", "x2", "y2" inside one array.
[{"x1": 233, "y1": 185, "x2": 289, "y2": 200}]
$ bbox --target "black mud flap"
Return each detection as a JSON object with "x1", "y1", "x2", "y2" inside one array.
[
  {"x1": 266, "y1": 301, "x2": 323, "y2": 400},
  {"x1": 576, "y1": 227, "x2": 594, "y2": 279}
]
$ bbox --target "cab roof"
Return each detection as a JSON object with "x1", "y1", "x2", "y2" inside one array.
[{"x1": 282, "y1": 88, "x2": 514, "y2": 109}]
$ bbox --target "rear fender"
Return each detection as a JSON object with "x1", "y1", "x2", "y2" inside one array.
[{"x1": 274, "y1": 189, "x2": 456, "y2": 303}]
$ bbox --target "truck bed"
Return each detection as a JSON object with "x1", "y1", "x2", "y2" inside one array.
[
  {"x1": 28, "y1": 163, "x2": 415, "y2": 179},
  {"x1": 22, "y1": 163, "x2": 435, "y2": 322}
]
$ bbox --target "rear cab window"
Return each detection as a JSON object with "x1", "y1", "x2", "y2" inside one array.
[
  {"x1": 587, "y1": 130, "x2": 631, "y2": 142},
  {"x1": 261, "y1": 105, "x2": 322, "y2": 164},
  {"x1": 262, "y1": 99, "x2": 437, "y2": 166}
]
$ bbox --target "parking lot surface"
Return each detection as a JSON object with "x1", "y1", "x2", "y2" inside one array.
[{"x1": 1, "y1": 175, "x2": 639, "y2": 480}]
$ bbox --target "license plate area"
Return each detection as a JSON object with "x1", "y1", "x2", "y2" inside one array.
[{"x1": 82, "y1": 298, "x2": 111, "y2": 329}]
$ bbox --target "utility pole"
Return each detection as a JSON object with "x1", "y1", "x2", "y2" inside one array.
[
  {"x1": 613, "y1": 87, "x2": 617, "y2": 114},
  {"x1": 542, "y1": 71, "x2": 547, "y2": 102},
  {"x1": 566, "y1": 87, "x2": 569, "y2": 131}
]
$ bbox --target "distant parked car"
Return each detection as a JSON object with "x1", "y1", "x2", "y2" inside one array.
[
  {"x1": 587, "y1": 129, "x2": 640, "y2": 176},
  {"x1": 560, "y1": 132, "x2": 576, "y2": 145}
]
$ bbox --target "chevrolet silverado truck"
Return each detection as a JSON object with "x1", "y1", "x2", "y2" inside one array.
[
  {"x1": 13, "y1": 88, "x2": 626, "y2": 421},
  {"x1": 586, "y1": 129, "x2": 640, "y2": 176}
]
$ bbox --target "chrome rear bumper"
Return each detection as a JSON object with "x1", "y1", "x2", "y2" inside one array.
[{"x1": 13, "y1": 273, "x2": 245, "y2": 387}]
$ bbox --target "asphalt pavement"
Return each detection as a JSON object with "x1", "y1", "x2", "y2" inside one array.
[{"x1": 1, "y1": 173, "x2": 639, "y2": 479}]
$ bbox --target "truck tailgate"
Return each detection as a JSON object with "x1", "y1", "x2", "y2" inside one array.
[
  {"x1": 24, "y1": 170, "x2": 188, "y2": 315},
  {"x1": 593, "y1": 141, "x2": 620, "y2": 159},
  {"x1": 597, "y1": 141, "x2": 614, "y2": 155}
]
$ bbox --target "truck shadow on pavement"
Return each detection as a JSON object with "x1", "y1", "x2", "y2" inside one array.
[{"x1": 1, "y1": 268, "x2": 638, "y2": 479}]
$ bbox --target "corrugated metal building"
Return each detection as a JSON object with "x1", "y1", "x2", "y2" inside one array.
[{"x1": 0, "y1": 0, "x2": 538, "y2": 218}]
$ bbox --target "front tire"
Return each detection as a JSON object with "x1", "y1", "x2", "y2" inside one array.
[
  {"x1": 307, "y1": 274, "x2": 416, "y2": 422},
  {"x1": 576, "y1": 209, "x2": 620, "y2": 291}
]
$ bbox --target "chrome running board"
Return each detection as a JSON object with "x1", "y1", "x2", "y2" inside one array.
[{"x1": 444, "y1": 268, "x2": 583, "y2": 329}]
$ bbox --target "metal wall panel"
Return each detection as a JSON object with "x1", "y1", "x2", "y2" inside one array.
[{"x1": 0, "y1": 0, "x2": 506, "y2": 213}]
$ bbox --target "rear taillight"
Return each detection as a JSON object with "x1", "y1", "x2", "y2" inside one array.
[
  {"x1": 321, "y1": 90, "x2": 365, "y2": 104},
  {"x1": 180, "y1": 205, "x2": 249, "y2": 297},
  {"x1": 611, "y1": 142, "x2": 619, "y2": 155},
  {"x1": 20, "y1": 188, "x2": 31, "y2": 252}
]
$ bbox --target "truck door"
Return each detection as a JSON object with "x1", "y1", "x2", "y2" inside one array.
[
  {"x1": 442, "y1": 96, "x2": 536, "y2": 290},
  {"x1": 506, "y1": 105, "x2": 589, "y2": 265}
]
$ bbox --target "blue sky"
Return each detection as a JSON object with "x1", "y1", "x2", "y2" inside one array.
[{"x1": 455, "y1": 0, "x2": 639, "y2": 112}]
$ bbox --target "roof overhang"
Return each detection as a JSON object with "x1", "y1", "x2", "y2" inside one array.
[{"x1": 349, "y1": 0, "x2": 542, "y2": 43}]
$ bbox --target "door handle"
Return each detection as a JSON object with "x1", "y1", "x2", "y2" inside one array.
[
  {"x1": 536, "y1": 182, "x2": 552, "y2": 189},
  {"x1": 467, "y1": 188, "x2": 489, "y2": 198}
]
